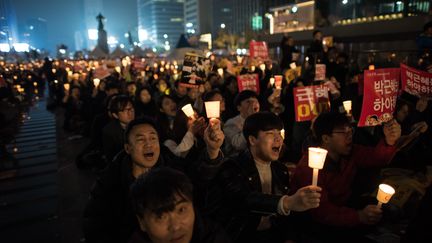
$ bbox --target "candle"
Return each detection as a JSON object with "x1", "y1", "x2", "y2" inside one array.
[
  {"x1": 274, "y1": 75, "x2": 283, "y2": 89},
  {"x1": 270, "y1": 77, "x2": 275, "y2": 86},
  {"x1": 343, "y1": 100, "x2": 352, "y2": 114},
  {"x1": 308, "y1": 147, "x2": 328, "y2": 186},
  {"x1": 251, "y1": 65, "x2": 256, "y2": 72},
  {"x1": 93, "y1": 78, "x2": 101, "y2": 87},
  {"x1": 259, "y1": 64, "x2": 266, "y2": 72},
  {"x1": 33, "y1": 82, "x2": 38, "y2": 87},
  {"x1": 369, "y1": 65, "x2": 375, "y2": 70},
  {"x1": 115, "y1": 66, "x2": 121, "y2": 73},
  {"x1": 52, "y1": 68, "x2": 56, "y2": 74},
  {"x1": 181, "y1": 104, "x2": 195, "y2": 118},
  {"x1": 290, "y1": 62, "x2": 297, "y2": 69},
  {"x1": 217, "y1": 68, "x2": 224, "y2": 77},
  {"x1": 281, "y1": 129, "x2": 285, "y2": 139},
  {"x1": 64, "y1": 83, "x2": 70, "y2": 91},
  {"x1": 204, "y1": 101, "x2": 220, "y2": 119},
  {"x1": 376, "y1": 184, "x2": 395, "y2": 208}
]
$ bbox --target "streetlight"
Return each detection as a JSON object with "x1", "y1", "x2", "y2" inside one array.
[
  {"x1": 163, "y1": 34, "x2": 168, "y2": 39},
  {"x1": 220, "y1": 23, "x2": 226, "y2": 29}
]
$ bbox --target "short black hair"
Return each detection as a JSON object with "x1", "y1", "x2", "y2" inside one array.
[
  {"x1": 157, "y1": 94, "x2": 175, "y2": 109},
  {"x1": 234, "y1": 90, "x2": 258, "y2": 107},
  {"x1": 124, "y1": 117, "x2": 159, "y2": 144},
  {"x1": 312, "y1": 112, "x2": 350, "y2": 144},
  {"x1": 202, "y1": 90, "x2": 222, "y2": 102},
  {"x1": 109, "y1": 95, "x2": 133, "y2": 114},
  {"x1": 243, "y1": 111, "x2": 284, "y2": 147},
  {"x1": 424, "y1": 21, "x2": 432, "y2": 32},
  {"x1": 105, "y1": 81, "x2": 120, "y2": 91},
  {"x1": 130, "y1": 167, "x2": 193, "y2": 218}
]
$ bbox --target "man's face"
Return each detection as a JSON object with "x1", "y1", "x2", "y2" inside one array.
[
  {"x1": 116, "y1": 102, "x2": 135, "y2": 126},
  {"x1": 140, "y1": 89, "x2": 152, "y2": 104},
  {"x1": 238, "y1": 97, "x2": 260, "y2": 118},
  {"x1": 125, "y1": 124, "x2": 160, "y2": 168},
  {"x1": 106, "y1": 88, "x2": 119, "y2": 96},
  {"x1": 251, "y1": 129, "x2": 284, "y2": 162},
  {"x1": 138, "y1": 195, "x2": 195, "y2": 243},
  {"x1": 314, "y1": 32, "x2": 322, "y2": 41},
  {"x1": 326, "y1": 125, "x2": 353, "y2": 156}
]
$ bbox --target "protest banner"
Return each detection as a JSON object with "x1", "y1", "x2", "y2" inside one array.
[
  {"x1": 249, "y1": 41, "x2": 269, "y2": 60},
  {"x1": 293, "y1": 85, "x2": 330, "y2": 122},
  {"x1": 314, "y1": 64, "x2": 326, "y2": 81},
  {"x1": 180, "y1": 53, "x2": 209, "y2": 87},
  {"x1": 237, "y1": 73, "x2": 260, "y2": 94},
  {"x1": 358, "y1": 68, "x2": 400, "y2": 127},
  {"x1": 401, "y1": 64, "x2": 432, "y2": 98}
]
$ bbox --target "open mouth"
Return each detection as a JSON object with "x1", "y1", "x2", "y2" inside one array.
[
  {"x1": 143, "y1": 152, "x2": 154, "y2": 159},
  {"x1": 272, "y1": 146, "x2": 280, "y2": 153}
]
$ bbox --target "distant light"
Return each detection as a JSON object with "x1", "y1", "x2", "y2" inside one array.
[
  {"x1": 165, "y1": 41, "x2": 169, "y2": 45},
  {"x1": 138, "y1": 29, "x2": 148, "y2": 42},
  {"x1": 396, "y1": 1, "x2": 402, "y2": 4},
  {"x1": 241, "y1": 49, "x2": 247, "y2": 55},
  {"x1": 191, "y1": 29, "x2": 196, "y2": 34},
  {"x1": 220, "y1": 23, "x2": 226, "y2": 29},
  {"x1": 292, "y1": 6, "x2": 298, "y2": 13},
  {"x1": 13, "y1": 43, "x2": 29, "y2": 52},
  {"x1": 59, "y1": 49, "x2": 66, "y2": 54},
  {"x1": 342, "y1": 0, "x2": 348, "y2": 4},
  {"x1": 133, "y1": 41, "x2": 138, "y2": 46},
  {"x1": 152, "y1": 48, "x2": 157, "y2": 52},
  {"x1": 164, "y1": 45, "x2": 170, "y2": 51},
  {"x1": 120, "y1": 44, "x2": 125, "y2": 48},
  {"x1": 29, "y1": 25, "x2": 34, "y2": 30},
  {"x1": 163, "y1": 34, "x2": 168, "y2": 39},
  {"x1": 124, "y1": 32, "x2": 129, "y2": 38},
  {"x1": 108, "y1": 36, "x2": 118, "y2": 45},
  {"x1": 88, "y1": 29, "x2": 98, "y2": 40},
  {"x1": 236, "y1": 49, "x2": 242, "y2": 55},
  {"x1": 186, "y1": 22, "x2": 193, "y2": 28},
  {"x1": 0, "y1": 43, "x2": 10, "y2": 52}
]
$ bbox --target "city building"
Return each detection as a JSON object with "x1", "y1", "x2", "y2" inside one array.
[
  {"x1": 184, "y1": 0, "x2": 212, "y2": 35},
  {"x1": 0, "y1": 0, "x2": 18, "y2": 47},
  {"x1": 137, "y1": 0, "x2": 184, "y2": 50}
]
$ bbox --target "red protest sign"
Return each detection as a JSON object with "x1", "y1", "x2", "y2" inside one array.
[
  {"x1": 401, "y1": 64, "x2": 432, "y2": 98},
  {"x1": 358, "y1": 68, "x2": 400, "y2": 127},
  {"x1": 93, "y1": 65, "x2": 111, "y2": 79},
  {"x1": 237, "y1": 73, "x2": 260, "y2": 94},
  {"x1": 274, "y1": 75, "x2": 283, "y2": 89},
  {"x1": 314, "y1": 64, "x2": 326, "y2": 81},
  {"x1": 249, "y1": 41, "x2": 268, "y2": 60},
  {"x1": 132, "y1": 59, "x2": 146, "y2": 70},
  {"x1": 293, "y1": 85, "x2": 330, "y2": 122}
]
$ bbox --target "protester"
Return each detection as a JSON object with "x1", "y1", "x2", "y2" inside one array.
[
  {"x1": 129, "y1": 167, "x2": 231, "y2": 243},
  {"x1": 207, "y1": 112, "x2": 321, "y2": 242}
]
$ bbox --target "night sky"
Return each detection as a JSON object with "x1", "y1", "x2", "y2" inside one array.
[{"x1": 11, "y1": 0, "x2": 137, "y2": 53}]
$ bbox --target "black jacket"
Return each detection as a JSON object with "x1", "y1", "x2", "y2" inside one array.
[
  {"x1": 206, "y1": 150, "x2": 292, "y2": 242},
  {"x1": 83, "y1": 147, "x2": 224, "y2": 243},
  {"x1": 102, "y1": 119, "x2": 125, "y2": 163}
]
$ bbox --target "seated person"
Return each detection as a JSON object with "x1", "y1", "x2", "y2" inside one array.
[
  {"x1": 208, "y1": 112, "x2": 321, "y2": 242},
  {"x1": 223, "y1": 90, "x2": 260, "y2": 157},
  {"x1": 83, "y1": 117, "x2": 224, "y2": 243},
  {"x1": 129, "y1": 167, "x2": 231, "y2": 243},
  {"x1": 102, "y1": 95, "x2": 135, "y2": 163},
  {"x1": 291, "y1": 112, "x2": 401, "y2": 241}
]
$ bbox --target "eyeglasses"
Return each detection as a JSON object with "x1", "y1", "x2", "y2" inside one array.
[{"x1": 332, "y1": 127, "x2": 353, "y2": 136}]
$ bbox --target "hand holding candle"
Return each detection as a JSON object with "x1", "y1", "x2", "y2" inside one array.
[
  {"x1": 181, "y1": 104, "x2": 195, "y2": 119},
  {"x1": 217, "y1": 68, "x2": 224, "y2": 77},
  {"x1": 343, "y1": 100, "x2": 352, "y2": 115},
  {"x1": 376, "y1": 184, "x2": 395, "y2": 208},
  {"x1": 269, "y1": 77, "x2": 275, "y2": 87},
  {"x1": 308, "y1": 147, "x2": 328, "y2": 186},
  {"x1": 93, "y1": 78, "x2": 101, "y2": 87},
  {"x1": 204, "y1": 101, "x2": 220, "y2": 119}
]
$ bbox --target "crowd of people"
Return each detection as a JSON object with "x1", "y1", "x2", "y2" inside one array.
[{"x1": 1, "y1": 22, "x2": 432, "y2": 243}]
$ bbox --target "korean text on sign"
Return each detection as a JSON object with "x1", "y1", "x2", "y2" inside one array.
[
  {"x1": 401, "y1": 64, "x2": 432, "y2": 98},
  {"x1": 358, "y1": 68, "x2": 400, "y2": 127},
  {"x1": 249, "y1": 41, "x2": 269, "y2": 60},
  {"x1": 237, "y1": 74, "x2": 260, "y2": 94},
  {"x1": 293, "y1": 85, "x2": 330, "y2": 122}
]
